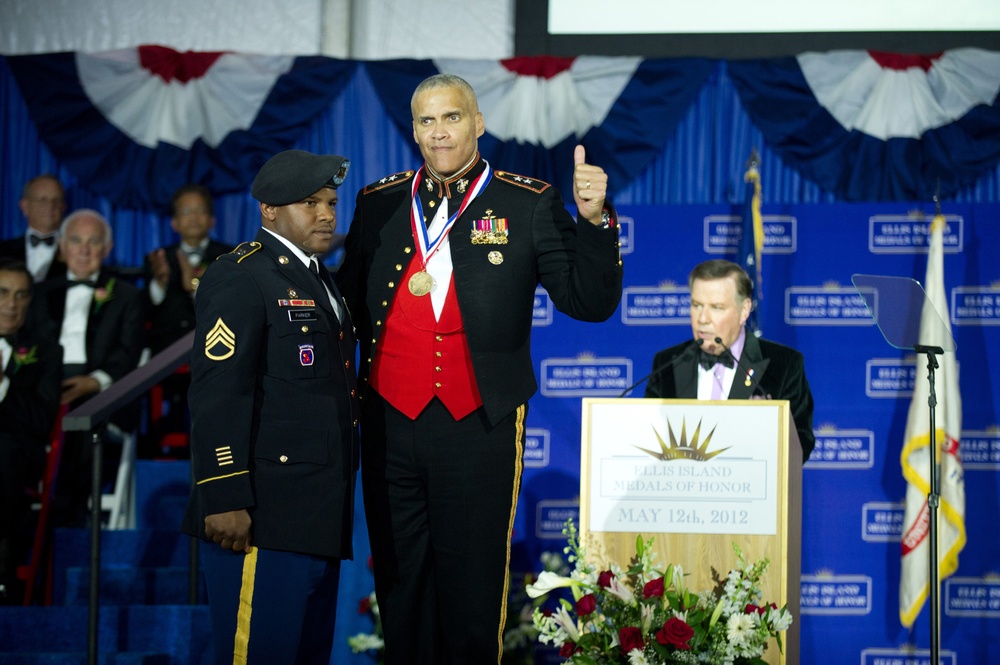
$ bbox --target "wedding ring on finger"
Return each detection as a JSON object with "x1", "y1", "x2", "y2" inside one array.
[{"x1": 585, "y1": 180, "x2": 591, "y2": 190}]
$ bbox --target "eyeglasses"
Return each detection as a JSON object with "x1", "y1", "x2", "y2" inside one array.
[{"x1": 26, "y1": 197, "x2": 65, "y2": 206}]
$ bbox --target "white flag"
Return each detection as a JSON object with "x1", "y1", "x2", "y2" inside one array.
[{"x1": 899, "y1": 213, "x2": 966, "y2": 628}]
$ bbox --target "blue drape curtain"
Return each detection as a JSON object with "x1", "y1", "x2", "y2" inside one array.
[{"x1": 3, "y1": 57, "x2": 999, "y2": 269}]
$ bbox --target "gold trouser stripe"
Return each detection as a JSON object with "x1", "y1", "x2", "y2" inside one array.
[
  {"x1": 233, "y1": 546, "x2": 258, "y2": 665},
  {"x1": 497, "y1": 404, "x2": 526, "y2": 664}
]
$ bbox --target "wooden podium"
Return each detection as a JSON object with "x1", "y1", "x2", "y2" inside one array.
[{"x1": 579, "y1": 398, "x2": 802, "y2": 665}]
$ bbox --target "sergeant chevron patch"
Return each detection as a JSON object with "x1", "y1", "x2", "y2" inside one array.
[{"x1": 205, "y1": 317, "x2": 236, "y2": 360}]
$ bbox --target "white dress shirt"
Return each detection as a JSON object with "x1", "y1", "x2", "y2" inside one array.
[
  {"x1": 60, "y1": 271, "x2": 113, "y2": 390},
  {"x1": 25, "y1": 231, "x2": 59, "y2": 282}
]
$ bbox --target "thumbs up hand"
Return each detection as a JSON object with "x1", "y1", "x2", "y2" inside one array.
[{"x1": 572, "y1": 145, "x2": 608, "y2": 226}]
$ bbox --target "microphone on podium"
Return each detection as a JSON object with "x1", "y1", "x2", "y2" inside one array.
[
  {"x1": 712, "y1": 336, "x2": 765, "y2": 397},
  {"x1": 618, "y1": 338, "x2": 704, "y2": 398}
]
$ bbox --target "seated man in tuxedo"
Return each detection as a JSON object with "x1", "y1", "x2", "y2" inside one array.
[
  {"x1": 0, "y1": 174, "x2": 68, "y2": 283},
  {"x1": 645, "y1": 259, "x2": 815, "y2": 460},
  {"x1": 144, "y1": 184, "x2": 232, "y2": 354},
  {"x1": 29, "y1": 209, "x2": 144, "y2": 526},
  {"x1": 0, "y1": 259, "x2": 62, "y2": 603},
  {"x1": 143, "y1": 185, "x2": 231, "y2": 451}
]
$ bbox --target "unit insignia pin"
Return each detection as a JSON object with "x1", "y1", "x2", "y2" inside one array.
[{"x1": 488, "y1": 251, "x2": 503, "y2": 265}]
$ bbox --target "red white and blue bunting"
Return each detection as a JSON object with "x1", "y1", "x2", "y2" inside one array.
[
  {"x1": 7, "y1": 47, "x2": 357, "y2": 208},
  {"x1": 728, "y1": 48, "x2": 1000, "y2": 201}
]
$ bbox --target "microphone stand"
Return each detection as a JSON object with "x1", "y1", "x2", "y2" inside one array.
[
  {"x1": 914, "y1": 343, "x2": 944, "y2": 665},
  {"x1": 618, "y1": 338, "x2": 704, "y2": 397}
]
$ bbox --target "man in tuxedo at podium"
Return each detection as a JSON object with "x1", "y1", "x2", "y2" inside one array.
[{"x1": 645, "y1": 259, "x2": 815, "y2": 460}]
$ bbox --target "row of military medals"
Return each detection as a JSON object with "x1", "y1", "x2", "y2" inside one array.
[{"x1": 408, "y1": 164, "x2": 491, "y2": 297}]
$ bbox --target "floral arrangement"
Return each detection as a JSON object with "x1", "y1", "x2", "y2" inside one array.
[{"x1": 526, "y1": 519, "x2": 792, "y2": 665}]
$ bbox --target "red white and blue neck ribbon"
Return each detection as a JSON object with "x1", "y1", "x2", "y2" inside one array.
[{"x1": 409, "y1": 162, "x2": 491, "y2": 267}]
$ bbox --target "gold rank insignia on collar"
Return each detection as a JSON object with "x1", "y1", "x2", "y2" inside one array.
[
  {"x1": 205, "y1": 318, "x2": 235, "y2": 361},
  {"x1": 493, "y1": 170, "x2": 551, "y2": 193},
  {"x1": 363, "y1": 170, "x2": 415, "y2": 195}
]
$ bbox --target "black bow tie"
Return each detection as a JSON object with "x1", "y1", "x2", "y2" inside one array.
[
  {"x1": 29, "y1": 234, "x2": 56, "y2": 247},
  {"x1": 68, "y1": 279, "x2": 97, "y2": 289},
  {"x1": 699, "y1": 349, "x2": 734, "y2": 370}
]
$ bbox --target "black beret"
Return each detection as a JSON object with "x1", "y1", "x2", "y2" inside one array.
[{"x1": 251, "y1": 150, "x2": 350, "y2": 206}]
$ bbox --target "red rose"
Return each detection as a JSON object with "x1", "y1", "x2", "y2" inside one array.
[
  {"x1": 576, "y1": 593, "x2": 598, "y2": 616},
  {"x1": 745, "y1": 602, "x2": 776, "y2": 615},
  {"x1": 358, "y1": 597, "x2": 371, "y2": 614},
  {"x1": 656, "y1": 617, "x2": 694, "y2": 650},
  {"x1": 598, "y1": 570, "x2": 615, "y2": 588},
  {"x1": 559, "y1": 641, "x2": 578, "y2": 658},
  {"x1": 643, "y1": 577, "x2": 665, "y2": 598},
  {"x1": 542, "y1": 608, "x2": 553, "y2": 617},
  {"x1": 618, "y1": 626, "x2": 645, "y2": 655}
]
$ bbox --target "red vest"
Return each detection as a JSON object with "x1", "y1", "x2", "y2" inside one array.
[{"x1": 370, "y1": 256, "x2": 482, "y2": 420}]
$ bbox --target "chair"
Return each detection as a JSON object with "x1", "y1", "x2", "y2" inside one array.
[
  {"x1": 97, "y1": 429, "x2": 137, "y2": 530},
  {"x1": 16, "y1": 405, "x2": 66, "y2": 605}
]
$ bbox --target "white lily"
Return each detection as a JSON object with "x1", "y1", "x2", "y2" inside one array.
[
  {"x1": 640, "y1": 603, "x2": 656, "y2": 634},
  {"x1": 526, "y1": 570, "x2": 576, "y2": 598},
  {"x1": 606, "y1": 577, "x2": 635, "y2": 604},
  {"x1": 551, "y1": 605, "x2": 581, "y2": 642}
]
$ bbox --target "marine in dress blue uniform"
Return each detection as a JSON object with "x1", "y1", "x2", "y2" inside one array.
[
  {"x1": 337, "y1": 74, "x2": 623, "y2": 665},
  {"x1": 182, "y1": 151, "x2": 358, "y2": 665}
]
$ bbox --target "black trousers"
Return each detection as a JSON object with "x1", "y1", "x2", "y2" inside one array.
[
  {"x1": 0, "y1": 433, "x2": 45, "y2": 577},
  {"x1": 361, "y1": 394, "x2": 526, "y2": 665}
]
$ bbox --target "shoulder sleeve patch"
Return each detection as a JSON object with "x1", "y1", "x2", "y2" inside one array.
[
  {"x1": 230, "y1": 241, "x2": 263, "y2": 263},
  {"x1": 493, "y1": 170, "x2": 551, "y2": 193},
  {"x1": 363, "y1": 171, "x2": 416, "y2": 195}
]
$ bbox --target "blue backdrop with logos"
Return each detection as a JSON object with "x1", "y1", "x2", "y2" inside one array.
[{"x1": 518, "y1": 202, "x2": 1000, "y2": 665}]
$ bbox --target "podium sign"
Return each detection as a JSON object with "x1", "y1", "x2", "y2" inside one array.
[
  {"x1": 580, "y1": 397, "x2": 802, "y2": 665},
  {"x1": 587, "y1": 399, "x2": 780, "y2": 535}
]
